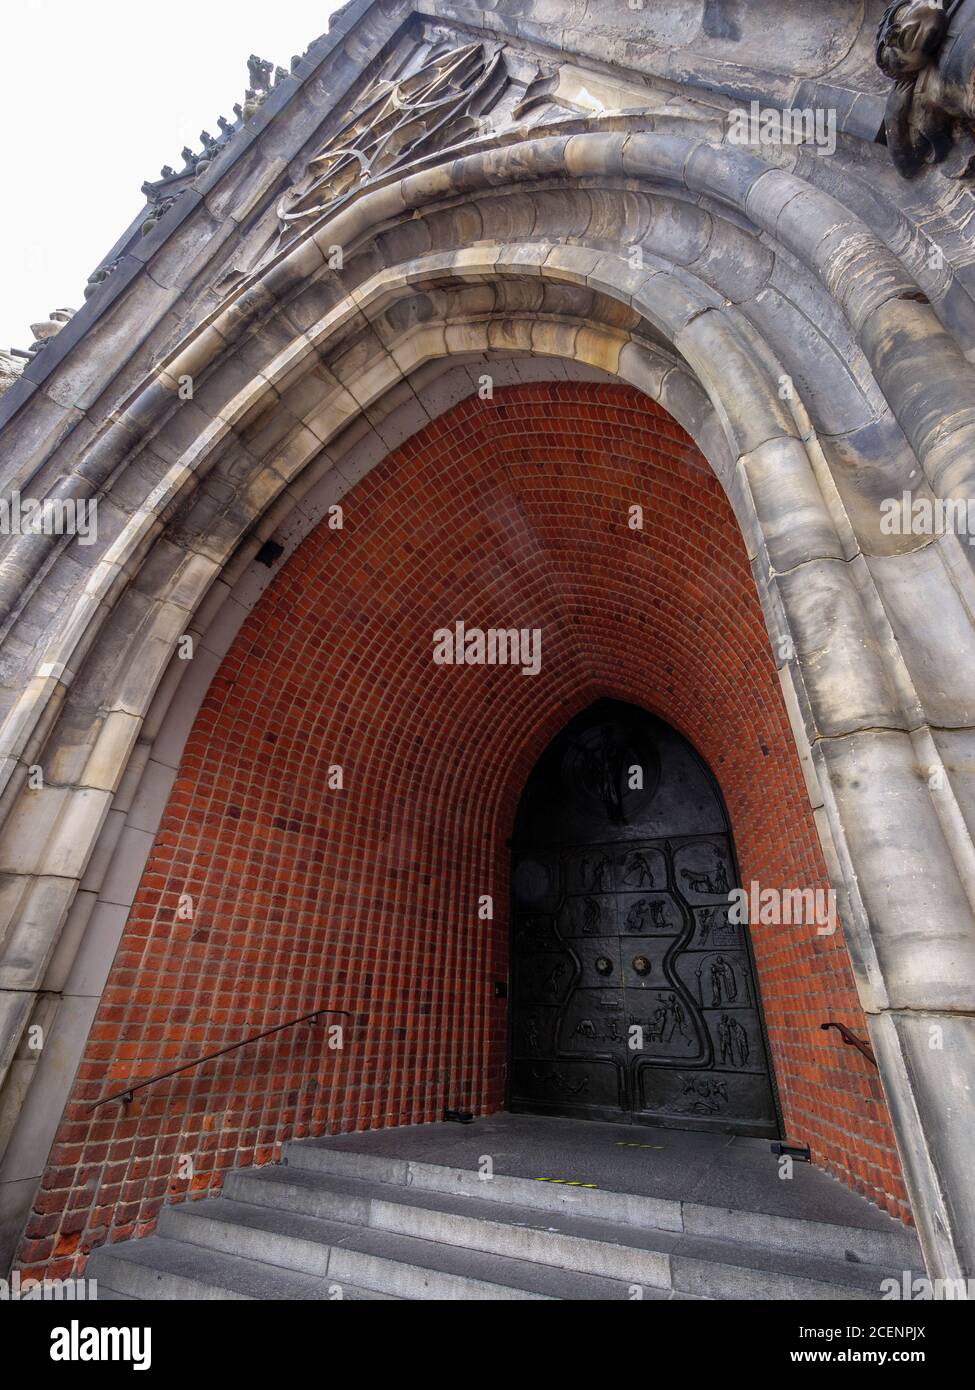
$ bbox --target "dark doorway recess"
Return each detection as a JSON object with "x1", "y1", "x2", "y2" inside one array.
[{"x1": 509, "y1": 700, "x2": 781, "y2": 1138}]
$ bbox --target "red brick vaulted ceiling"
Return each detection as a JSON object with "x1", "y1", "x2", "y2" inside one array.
[{"x1": 23, "y1": 383, "x2": 909, "y2": 1279}]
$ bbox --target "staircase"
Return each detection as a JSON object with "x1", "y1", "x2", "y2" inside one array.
[{"x1": 89, "y1": 1123, "x2": 922, "y2": 1300}]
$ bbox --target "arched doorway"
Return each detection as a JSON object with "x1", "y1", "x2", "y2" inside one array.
[
  {"x1": 13, "y1": 381, "x2": 911, "y2": 1280},
  {"x1": 509, "y1": 699, "x2": 780, "y2": 1138}
]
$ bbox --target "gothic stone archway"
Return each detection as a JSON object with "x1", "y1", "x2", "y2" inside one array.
[
  {"x1": 12, "y1": 385, "x2": 908, "y2": 1279},
  {"x1": 2, "y1": 2, "x2": 975, "y2": 1286}
]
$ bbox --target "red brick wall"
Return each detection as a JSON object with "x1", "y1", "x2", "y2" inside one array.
[{"x1": 22, "y1": 383, "x2": 909, "y2": 1278}]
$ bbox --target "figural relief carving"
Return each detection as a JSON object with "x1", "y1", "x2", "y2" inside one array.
[
  {"x1": 511, "y1": 705, "x2": 777, "y2": 1134},
  {"x1": 876, "y1": 1, "x2": 975, "y2": 178}
]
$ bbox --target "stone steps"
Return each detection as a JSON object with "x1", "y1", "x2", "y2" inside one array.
[
  {"x1": 87, "y1": 1230, "x2": 399, "y2": 1301},
  {"x1": 88, "y1": 1134, "x2": 921, "y2": 1301},
  {"x1": 286, "y1": 1140, "x2": 918, "y2": 1268}
]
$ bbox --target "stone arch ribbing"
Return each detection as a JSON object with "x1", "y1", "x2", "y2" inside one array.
[{"x1": 2, "y1": 126, "x2": 974, "y2": 1282}]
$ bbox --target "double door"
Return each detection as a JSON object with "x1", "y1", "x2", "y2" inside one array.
[{"x1": 508, "y1": 704, "x2": 779, "y2": 1136}]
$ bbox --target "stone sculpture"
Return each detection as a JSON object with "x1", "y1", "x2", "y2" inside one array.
[
  {"x1": 247, "y1": 54, "x2": 274, "y2": 95},
  {"x1": 26, "y1": 308, "x2": 76, "y2": 357},
  {"x1": 84, "y1": 257, "x2": 123, "y2": 300},
  {"x1": 876, "y1": 0, "x2": 975, "y2": 177},
  {"x1": 140, "y1": 195, "x2": 177, "y2": 238}
]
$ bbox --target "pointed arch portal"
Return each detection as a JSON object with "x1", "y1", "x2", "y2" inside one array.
[{"x1": 2, "y1": 1, "x2": 975, "y2": 1287}]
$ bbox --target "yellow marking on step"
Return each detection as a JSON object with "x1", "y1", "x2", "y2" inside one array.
[{"x1": 535, "y1": 1179, "x2": 598, "y2": 1188}]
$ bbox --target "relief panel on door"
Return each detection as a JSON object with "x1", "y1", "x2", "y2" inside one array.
[{"x1": 509, "y1": 701, "x2": 780, "y2": 1137}]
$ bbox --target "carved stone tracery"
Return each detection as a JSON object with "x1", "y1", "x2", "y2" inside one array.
[{"x1": 274, "y1": 42, "x2": 510, "y2": 247}]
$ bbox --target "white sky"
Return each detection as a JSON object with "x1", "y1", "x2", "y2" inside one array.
[{"x1": 0, "y1": 0, "x2": 344, "y2": 352}]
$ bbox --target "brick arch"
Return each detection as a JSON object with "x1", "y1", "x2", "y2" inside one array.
[{"x1": 22, "y1": 383, "x2": 909, "y2": 1278}]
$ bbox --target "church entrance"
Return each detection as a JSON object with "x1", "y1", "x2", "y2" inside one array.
[{"x1": 509, "y1": 700, "x2": 780, "y2": 1137}]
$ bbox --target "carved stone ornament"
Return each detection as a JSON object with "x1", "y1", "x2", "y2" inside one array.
[
  {"x1": 84, "y1": 257, "x2": 124, "y2": 300},
  {"x1": 275, "y1": 42, "x2": 509, "y2": 246},
  {"x1": 876, "y1": 0, "x2": 975, "y2": 178},
  {"x1": 26, "y1": 308, "x2": 76, "y2": 357},
  {"x1": 0, "y1": 350, "x2": 24, "y2": 397}
]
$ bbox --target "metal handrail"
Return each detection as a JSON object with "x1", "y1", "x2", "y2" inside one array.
[
  {"x1": 821, "y1": 1021, "x2": 877, "y2": 1068},
  {"x1": 88, "y1": 1008, "x2": 357, "y2": 1110}
]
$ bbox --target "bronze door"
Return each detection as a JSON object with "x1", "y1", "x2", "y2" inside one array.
[{"x1": 509, "y1": 701, "x2": 780, "y2": 1137}]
